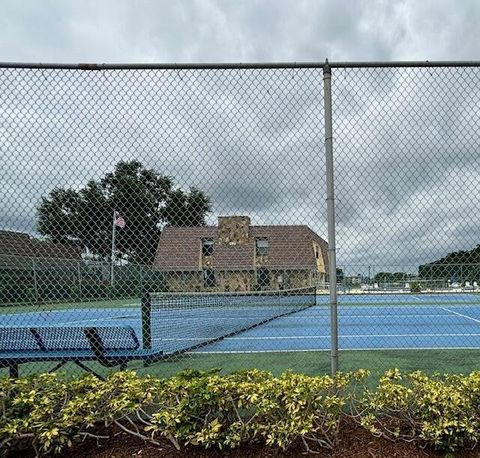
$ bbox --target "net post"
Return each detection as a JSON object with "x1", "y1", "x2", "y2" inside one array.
[
  {"x1": 141, "y1": 292, "x2": 152, "y2": 350},
  {"x1": 323, "y1": 61, "x2": 339, "y2": 376}
]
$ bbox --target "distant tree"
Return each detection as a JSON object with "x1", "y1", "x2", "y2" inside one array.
[
  {"x1": 336, "y1": 268, "x2": 344, "y2": 283},
  {"x1": 373, "y1": 272, "x2": 412, "y2": 283},
  {"x1": 419, "y1": 245, "x2": 480, "y2": 283},
  {"x1": 410, "y1": 282, "x2": 422, "y2": 293},
  {"x1": 37, "y1": 161, "x2": 212, "y2": 264},
  {"x1": 162, "y1": 187, "x2": 211, "y2": 227}
]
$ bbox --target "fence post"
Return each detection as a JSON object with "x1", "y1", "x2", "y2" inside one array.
[
  {"x1": 77, "y1": 261, "x2": 82, "y2": 301},
  {"x1": 32, "y1": 258, "x2": 39, "y2": 304},
  {"x1": 141, "y1": 293, "x2": 152, "y2": 350},
  {"x1": 323, "y1": 61, "x2": 339, "y2": 376}
]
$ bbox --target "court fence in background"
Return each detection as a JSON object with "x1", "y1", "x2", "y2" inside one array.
[{"x1": 0, "y1": 60, "x2": 479, "y2": 378}]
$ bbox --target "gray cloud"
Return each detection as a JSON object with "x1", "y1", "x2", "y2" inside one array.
[{"x1": 2, "y1": 0, "x2": 480, "y2": 63}]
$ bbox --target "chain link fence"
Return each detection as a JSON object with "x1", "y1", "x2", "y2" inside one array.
[
  {"x1": 1, "y1": 62, "x2": 479, "y2": 378},
  {"x1": 333, "y1": 65, "x2": 480, "y2": 376}
]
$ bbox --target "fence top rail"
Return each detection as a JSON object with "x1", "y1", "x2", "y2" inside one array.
[{"x1": 2, "y1": 60, "x2": 480, "y2": 70}]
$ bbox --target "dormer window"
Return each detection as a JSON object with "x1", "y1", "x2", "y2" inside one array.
[
  {"x1": 255, "y1": 238, "x2": 269, "y2": 256},
  {"x1": 202, "y1": 239, "x2": 214, "y2": 256}
]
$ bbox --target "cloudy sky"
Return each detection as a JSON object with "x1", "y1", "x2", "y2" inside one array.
[
  {"x1": 1, "y1": 0, "x2": 480, "y2": 274},
  {"x1": 2, "y1": 0, "x2": 480, "y2": 63}
]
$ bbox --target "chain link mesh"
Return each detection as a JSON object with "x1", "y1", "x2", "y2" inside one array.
[
  {"x1": 333, "y1": 66, "x2": 480, "y2": 375},
  {"x1": 0, "y1": 66, "x2": 329, "y2": 378},
  {"x1": 1, "y1": 64, "x2": 479, "y2": 378}
]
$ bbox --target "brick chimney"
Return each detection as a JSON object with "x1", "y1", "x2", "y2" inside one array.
[{"x1": 217, "y1": 216, "x2": 251, "y2": 245}]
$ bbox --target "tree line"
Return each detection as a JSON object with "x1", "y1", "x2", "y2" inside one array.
[{"x1": 419, "y1": 245, "x2": 480, "y2": 281}]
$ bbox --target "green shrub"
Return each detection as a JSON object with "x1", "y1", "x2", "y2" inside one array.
[
  {"x1": 0, "y1": 371, "x2": 165, "y2": 455},
  {"x1": 4, "y1": 369, "x2": 480, "y2": 456},
  {"x1": 146, "y1": 369, "x2": 367, "y2": 451},
  {"x1": 0, "y1": 268, "x2": 35, "y2": 304},
  {"x1": 357, "y1": 369, "x2": 480, "y2": 451},
  {"x1": 0, "y1": 369, "x2": 367, "y2": 456},
  {"x1": 410, "y1": 282, "x2": 422, "y2": 293}
]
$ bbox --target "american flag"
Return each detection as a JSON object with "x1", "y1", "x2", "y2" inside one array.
[{"x1": 114, "y1": 214, "x2": 126, "y2": 228}]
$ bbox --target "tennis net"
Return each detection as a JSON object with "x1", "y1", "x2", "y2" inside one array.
[{"x1": 141, "y1": 286, "x2": 316, "y2": 356}]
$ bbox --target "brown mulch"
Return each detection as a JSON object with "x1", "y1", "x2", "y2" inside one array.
[{"x1": 8, "y1": 419, "x2": 480, "y2": 457}]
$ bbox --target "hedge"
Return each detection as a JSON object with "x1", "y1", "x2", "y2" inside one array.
[
  {"x1": 0, "y1": 262, "x2": 166, "y2": 306},
  {"x1": 1, "y1": 369, "x2": 480, "y2": 456}
]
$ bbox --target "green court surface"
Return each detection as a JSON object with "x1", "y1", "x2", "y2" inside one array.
[
  {"x1": 0, "y1": 297, "x2": 137, "y2": 315},
  {"x1": 2, "y1": 349, "x2": 479, "y2": 380},
  {"x1": 136, "y1": 349, "x2": 480, "y2": 379}
]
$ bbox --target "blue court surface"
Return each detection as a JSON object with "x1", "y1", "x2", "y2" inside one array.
[{"x1": 2, "y1": 293, "x2": 480, "y2": 354}]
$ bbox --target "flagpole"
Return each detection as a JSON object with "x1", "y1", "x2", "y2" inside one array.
[{"x1": 111, "y1": 210, "x2": 116, "y2": 287}]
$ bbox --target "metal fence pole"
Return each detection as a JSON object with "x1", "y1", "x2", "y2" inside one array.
[
  {"x1": 77, "y1": 261, "x2": 82, "y2": 301},
  {"x1": 32, "y1": 258, "x2": 39, "y2": 304},
  {"x1": 323, "y1": 62, "x2": 339, "y2": 375},
  {"x1": 141, "y1": 293, "x2": 152, "y2": 350}
]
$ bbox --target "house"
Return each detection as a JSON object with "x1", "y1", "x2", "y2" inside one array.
[
  {"x1": 153, "y1": 216, "x2": 328, "y2": 292},
  {"x1": 0, "y1": 230, "x2": 80, "y2": 269},
  {"x1": 0, "y1": 230, "x2": 84, "y2": 305},
  {"x1": 344, "y1": 275, "x2": 362, "y2": 286}
]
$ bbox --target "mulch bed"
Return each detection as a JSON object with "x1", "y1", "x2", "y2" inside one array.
[{"x1": 8, "y1": 419, "x2": 480, "y2": 457}]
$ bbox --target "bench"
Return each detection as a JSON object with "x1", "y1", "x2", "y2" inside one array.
[{"x1": 0, "y1": 326, "x2": 161, "y2": 378}]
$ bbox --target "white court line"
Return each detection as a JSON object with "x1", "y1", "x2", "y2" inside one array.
[
  {"x1": 439, "y1": 306, "x2": 480, "y2": 324},
  {"x1": 57, "y1": 313, "x2": 137, "y2": 325},
  {"x1": 59, "y1": 319, "x2": 110, "y2": 325},
  {"x1": 29, "y1": 306, "x2": 138, "y2": 315},
  {"x1": 156, "y1": 313, "x2": 457, "y2": 320},
  {"x1": 157, "y1": 332, "x2": 480, "y2": 341},
  {"x1": 194, "y1": 346, "x2": 480, "y2": 354},
  {"x1": 154, "y1": 305, "x2": 474, "y2": 313},
  {"x1": 339, "y1": 314, "x2": 456, "y2": 318}
]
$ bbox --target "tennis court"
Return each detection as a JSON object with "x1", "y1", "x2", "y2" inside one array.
[
  {"x1": 2, "y1": 291, "x2": 480, "y2": 356},
  {"x1": 198, "y1": 292, "x2": 480, "y2": 353}
]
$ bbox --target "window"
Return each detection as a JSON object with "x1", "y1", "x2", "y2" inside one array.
[
  {"x1": 202, "y1": 239, "x2": 214, "y2": 256},
  {"x1": 257, "y1": 268, "x2": 270, "y2": 287},
  {"x1": 314, "y1": 246, "x2": 319, "y2": 259},
  {"x1": 255, "y1": 238, "x2": 269, "y2": 256},
  {"x1": 180, "y1": 272, "x2": 191, "y2": 282},
  {"x1": 203, "y1": 268, "x2": 216, "y2": 287}
]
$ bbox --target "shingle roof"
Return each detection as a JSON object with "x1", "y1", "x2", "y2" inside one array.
[
  {"x1": 0, "y1": 230, "x2": 81, "y2": 260},
  {"x1": 153, "y1": 225, "x2": 328, "y2": 271}
]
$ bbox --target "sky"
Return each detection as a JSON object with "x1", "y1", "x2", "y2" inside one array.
[
  {"x1": 1, "y1": 0, "x2": 480, "y2": 274},
  {"x1": 2, "y1": 0, "x2": 480, "y2": 63}
]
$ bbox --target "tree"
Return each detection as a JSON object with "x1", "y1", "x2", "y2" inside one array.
[
  {"x1": 373, "y1": 272, "x2": 412, "y2": 284},
  {"x1": 37, "y1": 161, "x2": 212, "y2": 264},
  {"x1": 336, "y1": 268, "x2": 344, "y2": 283},
  {"x1": 419, "y1": 244, "x2": 480, "y2": 283},
  {"x1": 162, "y1": 188, "x2": 211, "y2": 227}
]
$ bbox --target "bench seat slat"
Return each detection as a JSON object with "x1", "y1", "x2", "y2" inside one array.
[
  {"x1": 0, "y1": 326, "x2": 139, "y2": 353},
  {"x1": 0, "y1": 328, "x2": 39, "y2": 351},
  {"x1": 0, "y1": 326, "x2": 161, "y2": 377},
  {"x1": 36, "y1": 326, "x2": 139, "y2": 351}
]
